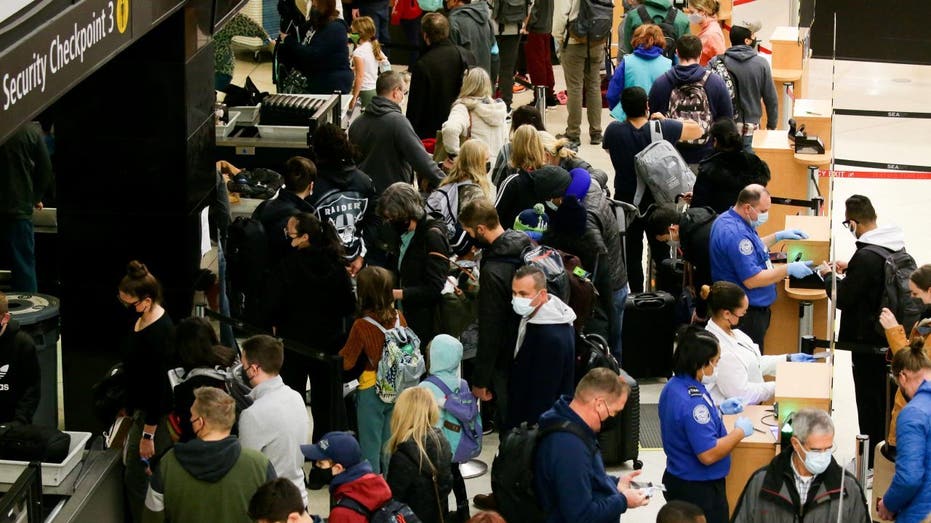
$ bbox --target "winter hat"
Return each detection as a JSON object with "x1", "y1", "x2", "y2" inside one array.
[
  {"x1": 566, "y1": 168, "x2": 592, "y2": 201},
  {"x1": 513, "y1": 204, "x2": 550, "y2": 241},
  {"x1": 531, "y1": 165, "x2": 572, "y2": 201}
]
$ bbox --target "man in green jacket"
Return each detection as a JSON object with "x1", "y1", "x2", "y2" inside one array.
[
  {"x1": 143, "y1": 387, "x2": 276, "y2": 523},
  {"x1": 621, "y1": 0, "x2": 690, "y2": 54},
  {"x1": 0, "y1": 123, "x2": 52, "y2": 293}
]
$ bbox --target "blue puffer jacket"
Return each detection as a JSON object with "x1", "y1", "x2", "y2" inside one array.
[
  {"x1": 606, "y1": 45, "x2": 672, "y2": 120},
  {"x1": 883, "y1": 380, "x2": 931, "y2": 523},
  {"x1": 533, "y1": 396, "x2": 627, "y2": 523}
]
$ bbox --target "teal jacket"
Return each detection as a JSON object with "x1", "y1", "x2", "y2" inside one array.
[
  {"x1": 607, "y1": 45, "x2": 673, "y2": 121},
  {"x1": 0, "y1": 123, "x2": 52, "y2": 219},
  {"x1": 419, "y1": 334, "x2": 478, "y2": 457},
  {"x1": 621, "y1": 0, "x2": 690, "y2": 53}
]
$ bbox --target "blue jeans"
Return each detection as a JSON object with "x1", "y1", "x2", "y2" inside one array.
[
  {"x1": 609, "y1": 285, "x2": 630, "y2": 362},
  {"x1": 0, "y1": 217, "x2": 37, "y2": 292},
  {"x1": 358, "y1": 1, "x2": 391, "y2": 54},
  {"x1": 216, "y1": 239, "x2": 236, "y2": 348},
  {"x1": 742, "y1": 134, "x2": 754, "y2": 153},
  {"x1": 356, "y1": 386, "x2": 394, "y2": 473}
]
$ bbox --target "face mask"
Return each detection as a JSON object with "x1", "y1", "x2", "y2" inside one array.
[
  {"x1": 847, "y1": 221, "x2": 858, "y2": 237},
  {"x1": 801, "y1": 447, "x2": 832, "y2": 475},
  {"x1": 512, "y1": 296, "x2": 537, "y2": 317},
  {"x1": 701, "y1": 364, "x2": 718, "y2": 386},
  {"x1": 728, "y1": 311, "x2": 741, "y2": 329},
  {"x1": 751, "y1": 211, "x2": 769, "y2": 228},
  {"x1": 916, "y1": 322, "x2": 931, "y2": 336},
  {"x1": 349, "y1": 32, "x2": 361, "y2": 44},
  {"x1": 240, "y1": 365, "x2": 253, "y2": 387},
  {"x1": 390, "y1": 219, "x2": 411, "y2": 236},
  {"x1": 545, "y1": 201, "x2": 558, "y2": 212},
  {"x1": 484, "y1": 161, "x2": 492, "y2": 172},
  {"x1": 750, "y1": 38, "x2": 760, "y2": 50},
  {"x1": 666, "y1": 239, "x2": 680, "y2": 249},
  {"x1": 687, "y1": 12, "x2": 704, "y2": 24}
]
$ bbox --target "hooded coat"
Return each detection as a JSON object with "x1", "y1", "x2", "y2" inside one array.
[
  {"x1": 420, "y1": 335, "x2": 479, "y2": 455},
  {"x1": 882, "y1": 380, "x2": 931, "y2": 523},
  {"x1": 144, "y1": 436, "x2": 275, "y2": 523},
  {"x1": 255, "y1": 190, "x2": 316, "y2": 264},
  {"x1": 606, "y1": 45, "x2": 673, "y2": 120},
  {"x1": 507, "y1": 296, "x2": 576, "y2": 431},
  {"x1": 441, "y1": 97, "x2": 509, "y2": 159},
  {"x1": 348, "y1": 96, "x2": 445, "y2": 193},
  {"x1": 648, "y1": 63, "x2": 733, "y2": 164},
  {"x1": 495, "y1": 169, "x2": 542, "y2": 233},
  {"x1": 731, "y1": 446, "x2": 870, "y2": 523},
  {"x1": 723, "y1": 45, "x2": 779, "y2": 128},
  {"x1": 407, "y1": 40, "x2": 475, "y2": 140},
  {"x1": 306, "y1": 162, "x2": 378, "y2": 262},
  {"x1": 692, "y1": 149, "x2": 771, "y2": 214},
  {"x1": 449, "y1": 2, "x2": 495, "y2": 74},
  {"x1": 474, "y1": 230, "x2": 532, "y2": 389},
  {"x1": 278, "y1": 18, "x2": 353, "y2": 94},
  {"x1": 330, "y1": 462, "x2": 394, "y2": 523},
  {"x1": 386, "y1": 429, "x2": 454, "y2": 523},
  {"x1": 620, "y1": 0, "x2": 690, "y2": 54},
  {"x1": 0, "y1": 320, "x2": 39, "y2": 424},
  {"x1": 825, "y1": 224, "x2": 907, "y2": 346}
]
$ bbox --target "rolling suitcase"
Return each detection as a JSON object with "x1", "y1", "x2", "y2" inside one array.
[
  {"x1": 621, "y1": 291, "x2": 675, "y2": 379},
  {"x1": 599, "y1": 367, "x2": 642, "y2": 469}
]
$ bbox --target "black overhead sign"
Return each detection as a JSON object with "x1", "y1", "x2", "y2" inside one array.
[{"x1": 0, "y1": 0, "x2": 134, "y2": 143}]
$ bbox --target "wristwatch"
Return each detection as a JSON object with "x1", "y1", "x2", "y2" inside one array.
[{"x1": 142, "y1": 431, "x2": 155, "y2": 441}]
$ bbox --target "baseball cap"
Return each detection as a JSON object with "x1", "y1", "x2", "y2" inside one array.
[
  {"x1": 733, "y1": 20, "x2": 762, "y2": 34},
  {"x1": 300, "y1": 431, "x2": 363, "y2": 467}
]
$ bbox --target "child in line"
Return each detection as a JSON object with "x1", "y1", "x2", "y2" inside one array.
[{"x1": 349, "y1": 16, "x2": 389, "y2": 110}]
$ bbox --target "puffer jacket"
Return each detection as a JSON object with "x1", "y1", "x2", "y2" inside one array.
[
  {"x1": 385, "y1": 430, "x2": 453, "y2": 523},
  {"x1": 731, "y1": 446, "x2": 870, "y2": 523},
  {"x1": 883, "y1": 323, "x2": 931, "y2": 446},
  {"x1": 881, "y1": 380, "x2": 931, "y2": 523},
  {"x1": 441, "y1": 97, "x2": 509, "y2": 159}
]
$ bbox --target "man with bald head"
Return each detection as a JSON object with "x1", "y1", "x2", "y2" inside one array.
[{"x1": 709, "y1": 184, "x2": 814, "y2": 350}]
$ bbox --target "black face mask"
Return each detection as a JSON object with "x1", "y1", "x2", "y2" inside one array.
[
  {"x1": 484, "y1": 161, "x2": 492, "y2": 173},
  {"x1": 390, "y1": 219, "x2": 411, "y2": 236},
  {"x1": 240, "y1": 365, "x2": 252, "y2": 387}
]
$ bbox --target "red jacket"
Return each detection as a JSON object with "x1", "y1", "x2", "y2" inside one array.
[{"x1": 330, "y1": 473, "x2": 393, "y2": 523}]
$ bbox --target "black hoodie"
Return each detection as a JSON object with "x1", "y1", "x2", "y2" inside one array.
[
  {"x1": 0, "y1": 320, "x2": 39, "y2": 425},
  {"x1": 692, "y1": 150, "x2": 771, "y2": 214},
  {"x1": 306, "y1": 163, "x2": 378, "y2": 261}
]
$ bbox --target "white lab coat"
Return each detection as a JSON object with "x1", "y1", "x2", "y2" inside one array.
[{"x1": 705, "y1": 319, "x2": 782, "y2": 405}]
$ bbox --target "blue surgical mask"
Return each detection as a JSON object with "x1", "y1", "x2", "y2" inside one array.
[
  {"x1": 802, "y1": 447, "x2": 832, "y2": 475},
  {"x1": 512, "y1": 296, "x2": 537, "y2": 317},
  {"x1": 751, "y1": 211, "x2": 769, "y2": 228}
]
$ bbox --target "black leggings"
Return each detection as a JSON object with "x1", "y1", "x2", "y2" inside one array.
[
  {"x1": 663, "y1": 471, "x2": 729, "y2": 523},
  {"x1": 451, "y1": 463, "x2": 470, "y2": 522}
]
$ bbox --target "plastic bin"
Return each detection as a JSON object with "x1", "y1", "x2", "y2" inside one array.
[
  {"x1": 6, "y1": 293, "x2": 60, "y2": 428},
  {"x1": 0, "y1": 431, "x2": 91, "y2": 486}
]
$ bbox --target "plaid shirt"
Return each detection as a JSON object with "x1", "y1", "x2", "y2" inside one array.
[{"x1": 790, "y1": 456, "x2": 815, "y2": 507}]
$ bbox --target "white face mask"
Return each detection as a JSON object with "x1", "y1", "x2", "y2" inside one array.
[
  {"x1": 512, "y1": 296, "x2": 536, "y2": 317},
  {"x1": 701, "y1": 364, "x2": 718, "y2": 386},
  {"x1": 687, "y1": 12, "x2": 704, "y2": 24},
  {"x1": 801, "y1": 446, "x2": 833, "y2": 475}
]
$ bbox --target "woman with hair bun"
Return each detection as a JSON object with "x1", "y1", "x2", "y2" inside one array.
[
  {"x1": 702, "y1": 281, "x2": 814, "y2": 406},
  {"x1": 878, "y1": 263, "x2": 931, "y2": 454},
  {"x1": 117, "y1": 260, "x2": 175, "y2": 523},
  {"x1": 691, "y1": 119, "x2": 771, "y2": 213}
]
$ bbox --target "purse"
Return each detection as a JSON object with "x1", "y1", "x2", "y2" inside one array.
[{"x1": 429, "y1": 252, "x2": 479, "y2": 337}]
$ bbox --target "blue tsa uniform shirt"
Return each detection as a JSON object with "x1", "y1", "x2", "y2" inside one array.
[
  {"x1": 709, "y1": 209, "x2": 776, "y2": 307},
  {"x1": 659, "y1": 375, "x2": 729, "y2": 481}
]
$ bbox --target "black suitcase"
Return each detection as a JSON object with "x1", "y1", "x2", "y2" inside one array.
[
  {"x1": 621, "y1": 291, "x2": 675, "y2": 379},
  {"x1": 599, "y1": 367, "x2": 642, "y2": 469}
]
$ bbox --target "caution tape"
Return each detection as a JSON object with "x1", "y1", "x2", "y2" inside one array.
[
  {"x1": 818, "y1": 167, "x2": 931, "y2": 178},
  {"x1": 833, "y1": 108, "x2": 931, "y2": 119}
]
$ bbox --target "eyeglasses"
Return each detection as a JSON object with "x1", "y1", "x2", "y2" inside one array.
[
  {"x1": 283, "y1": 226, "x2": 299, "y2": 240},
  {"x1": 118, "y1": 295, "x2": 142, "y2": 308}
]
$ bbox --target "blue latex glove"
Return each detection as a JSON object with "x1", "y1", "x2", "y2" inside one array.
[
  {"x1": 787, "y1": 260, "x2": 814, "y2": 278},
  {"x1": 720, "y1": 397, "x2": 745, "y2": 415},
  {"x1": 776, "y1": 229, "x2": 809, "y2": 241},
  {"x1": 734, "y1": 416, "x2": 754, "y2": 438},
  {"x1": 789, "y1": 353, "x2": 816, "y2": 362}
]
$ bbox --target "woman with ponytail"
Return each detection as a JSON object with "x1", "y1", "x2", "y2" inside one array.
[
  {"x1": 702, "y1": 281, "x2": 814, "y2": 405},
  {"x1": 878, "y1": 341, "x2": 931, "y2": 522},
  {"x1": 878, "y1": 263, "x2": 931, "y2": 453},
  {"x1": 117, "y1": 260, "x2": 174, "y2": 522}
]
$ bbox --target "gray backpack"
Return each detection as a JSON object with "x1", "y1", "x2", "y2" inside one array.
[
  {"x1": 632, "y1": 121, "x2": 695, "y2": 206},
  {"x1": 569, "y1": 0, "x2": 614, "y2": 42}
]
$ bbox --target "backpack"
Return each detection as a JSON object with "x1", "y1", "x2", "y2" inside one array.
[
  {"x1": 560, "y1": 252, "x2": 598, "y2": 331},
  {"x1": 491, "y1": 421, "x2": 594, "y2": 523},
  {"x1": 862, "y1": 245, "x2": 921, "y2": 337},
  {"x1": 424, "y1": 376, "x2": 483, "y2": 463},
  {"x1": 335, "y1": 496, "x2": 423, "y2": 523},
  {"x1": 569, "y1": 0, "x2": 614, "y2": 43},
  {"x1": 226, "y1": 200, "x2": 271, "y2": 320},
  {"x1": 363, "y1": 316, "x2": 425, "y2": 403},
  {"x1": 636, "y1": 5, "x2": 678, "y2": 59},
  {"x1": 0, "y1": 424, "x2": 71, "y2": 463},
  {"x1": 521, "y1": 245, "x2": 571, "y2": 302},
  {"x1": 667, "y1": 69, "x2": 714, "y2": 146},
  {"x1": 426, "y1": 183, "x2": 476, "y2": 256},
  {"x1": 167, "y1": 365, "x2": 254, "y2": 414},
  {"x1": 574, "y1": 332, "x2": 619, "y2": 384},
  {"x1": 494, "y1": 0, "x2": 529, "y2": 25},
  {"x1": 708, "y1": 55, "x2": 741, "y2": 121},
  {"x1": 226, "y1": 168, "x2": 284, "y2": 199},
  {"x1": 632, "y1": 120, "x2": 695, "y2": 206}
]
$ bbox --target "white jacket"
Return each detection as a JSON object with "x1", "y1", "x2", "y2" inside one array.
[
  {"x1": 705, "y1": 319, "x2": 781, "y2": 405},
  {"x1": 551, "y1": 0, "x2": 584, "y2": 55},
  {"x1": 441, "y1": 96, "x2": 509, "y2": 159}
]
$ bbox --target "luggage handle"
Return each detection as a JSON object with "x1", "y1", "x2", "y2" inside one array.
[{"x1": 632, "y1": 296, "x2": 667, "y2": 308}]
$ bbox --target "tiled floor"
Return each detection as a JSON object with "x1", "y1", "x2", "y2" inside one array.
[{"x1": 231, "y1": 16, "x2": 931, "y2": 519}]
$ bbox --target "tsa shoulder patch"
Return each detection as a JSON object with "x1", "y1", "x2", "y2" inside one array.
[
  {"x1": 738, "y1": 238, "x2": 754, "y2": 256},
  {"x1": 687, "y1": 386, "x2": 702, "y2": 397},
  {"x1": 692, "y1": 404, "x2": 712, "y2": 425}
]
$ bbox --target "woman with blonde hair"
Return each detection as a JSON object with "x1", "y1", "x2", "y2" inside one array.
[
  {"x1": 385, "y1": 387, "x2": 453, "y2": 523},
  {"x1": 440, "y1": 68, "x2": 508, "y2": 164},
  {"x1": 606, "y1": 23, "x2": 673, "y2": 121},
  {"x1": 349, "y1": 16, "x2": 389, "y2": 110},
  {"x1": 429, "y1": 139, "x2": 493, "y2": 255},
  {"x1": 538, "y1": 131, "x2": 609, "y2": 192},
  {"x1": 494, "y1": 124, "x2": 548, "y2": 228},
  {"x1": 687, "y1": 0, "x2": 725, "y2": 66}
]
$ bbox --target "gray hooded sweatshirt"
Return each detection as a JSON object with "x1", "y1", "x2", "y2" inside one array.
[
  {"x1": 723, "y1": 45, "x2": 779, "y2": 128},
  {"x1": 450, "y1": 2, "x2": 496, "y2": 74}
]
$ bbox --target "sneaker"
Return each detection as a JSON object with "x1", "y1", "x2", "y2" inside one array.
[
  {"x1": 556, "y1": 133, "x2": 581, "y2": 146},
  {"x1": 513, "y1": 83, "x2": 527, "y2": 94},
  {"x1": 473, "y1": 493, "x2": 498, "y2": 510},
  {"x1": 590, "y1": 132, "x2": 603, "y2": 145}
]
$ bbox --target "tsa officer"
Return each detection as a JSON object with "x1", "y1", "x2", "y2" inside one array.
[
  {"x1": 709, "y1": 184, "x2": 814, "y2": 351},
  {"x1": 658, "y1": 325, "x2": 754, "y2": 523}
]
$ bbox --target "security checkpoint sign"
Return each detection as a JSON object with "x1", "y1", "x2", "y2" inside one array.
[{"x1": 0, "y1": 0, "x2": 132, "y2": 143}]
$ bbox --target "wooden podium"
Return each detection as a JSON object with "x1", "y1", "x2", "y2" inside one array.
[
  {"x1": 723, "y1": 405, "x2": 779, "y2": 516},
  {"x1": 767, "y1": 26, "x2": 811, "y2": 129}
]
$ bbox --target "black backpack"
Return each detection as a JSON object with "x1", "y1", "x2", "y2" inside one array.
[
  {"x1": 708, "y1": 55, "x2": 741, "y2": 121},
  {"x1": 334, "y1": 496, "x2": 422, "y2": 523},
  {"x1": 570, "y1": 0, "x2": 614, "y2": 43},
  {"x1": 574, "y1": 333, "x2": 620, "y2": 384},
  {"x1": 636, "y1": 5, "x2": 678, "y2": 59},
  {"x1": 0, "y1": 424, "x2": 71, "y2": 463},
  {"x1": 862, "y1": 245, "x2": 921, "y2": 337},
  {"x1": 226, "y1": 201, "x2": 271, "y2": 320},
  {"x1": 494, "y1": 0, "x2": 529, "y2": 25},
  {"x1": 492, "y1": 421, "x2": 594, "y2": 523}
]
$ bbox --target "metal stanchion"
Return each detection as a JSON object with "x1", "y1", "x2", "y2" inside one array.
[
  {"x1": 855, "y1": 434, "x2": 870, "y2": 485},
  {"x1": 783, "y1": 82, "x2": 795, "y2": 129},
  {"x1": 460, "y1": 459, "x2": 489, "y2": 479},
  {"x1": 534, "y1": 85, "x2": 547, "y2": 128},
  {"x1": 798, "y1": 301, "x2": 814, "y2": 352}
]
